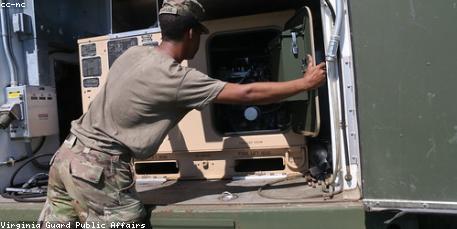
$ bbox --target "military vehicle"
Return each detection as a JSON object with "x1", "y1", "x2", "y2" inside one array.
[{"x1": 0, "y1": 0, "x2": 456, "y2": 228}]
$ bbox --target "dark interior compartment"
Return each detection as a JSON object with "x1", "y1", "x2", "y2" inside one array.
[
  {"x1": 53, "y1": 61, "x2": 83, "y2": 142},
  {"x1": 234, "y1": 158, "x2": 285, "y2": 172},
  {"x1": 208, "y1": 29, "x2": 301, "y2": 135},
  {"x1": 136, "y1": 161, "x2": 180, "y2": 175},
  {"x1": 112, "y1": 0, "x2": 159, "y2": 32}
]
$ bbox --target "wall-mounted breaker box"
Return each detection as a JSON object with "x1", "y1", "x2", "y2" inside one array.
[{"x1": 4, "y1": 86, "x2": 59, "y2": 138}]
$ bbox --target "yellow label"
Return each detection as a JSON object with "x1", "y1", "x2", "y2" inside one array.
[{"x1": 7, "y1": 91, "x2": 21, "y2": 99}]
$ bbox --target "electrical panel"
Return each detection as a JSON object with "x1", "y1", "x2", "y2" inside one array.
[
  {"x1": 4, "y1": 86, "x2": 59, "y2": 138},
  {"x1": 78, "y1": 28, "x2": 162, "y2": 111},
  {"x1": 78, "y1": 10, "x2": 318, "y2": 181}
]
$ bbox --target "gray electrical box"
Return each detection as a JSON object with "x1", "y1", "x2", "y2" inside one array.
[{"x1": 6, "y1": 86, "x2": 59, "y2": 138}]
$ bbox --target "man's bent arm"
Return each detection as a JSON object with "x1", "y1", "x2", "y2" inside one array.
[{"x1": 216, "y1": 79, "x2": 309, "y2": 105}]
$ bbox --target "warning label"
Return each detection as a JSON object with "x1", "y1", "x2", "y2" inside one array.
[{"x1": 8, "y1": 91, "x2": 21, "y2": 99}]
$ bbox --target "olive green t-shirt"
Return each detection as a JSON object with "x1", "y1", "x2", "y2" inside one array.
[{"x1": 71, "y1": 46, "x2": 226, "y2": 159}]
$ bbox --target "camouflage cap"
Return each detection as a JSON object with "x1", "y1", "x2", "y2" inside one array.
[{"x1": 159, "y1": 0, "x2": 209, "y2": 34}]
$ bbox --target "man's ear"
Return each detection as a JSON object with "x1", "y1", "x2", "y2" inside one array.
[
  {"x1": 188, "y1": 28, "x2": 194, "y2": 40},
  {"x1": 182, "y1": 28, "x2": 193, "y2": 42}
]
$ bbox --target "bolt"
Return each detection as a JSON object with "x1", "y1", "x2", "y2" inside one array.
[{"x1": 202, "y1": 161, "x2": 209, "y2": 170}]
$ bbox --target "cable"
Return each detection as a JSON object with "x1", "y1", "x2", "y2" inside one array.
[
  {"x1": 323, "y1": 0, "x2": 336, "y2": 22},
  {"x1": 2, "y1": 153, "x2": 53, "y2": 203},
  {"x1": 322, "y1": 0, "x2": 347, "y2": 199},
  {"x1": 33, "y1": 137, "x2": 46, "y2": 154},
  {"x1": 336, "y1": 49, "x2": 352, "y2": 181},
  {"x1": 321, "y1": 0, "x2": 353, "y2": 183},
  {"x1": 1, "y1": 192, "x2": 47, "y2": 203},
  {"x1": 30, "y1": 137, "x2": 51, "y2": 170},
  {"x1": 8, "y1": 137, "x2": 47, "y2": 166},
  {"x1": 257, "y1": 174, "x2": 343, "y2": 201},
  {"x1": 9, "y1": 153, "x2": 53, "y2": 187}
]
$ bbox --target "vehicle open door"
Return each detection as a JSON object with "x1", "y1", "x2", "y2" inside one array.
[{"x1": 270, "y1": 6, "x2": 321, "y2": 137}]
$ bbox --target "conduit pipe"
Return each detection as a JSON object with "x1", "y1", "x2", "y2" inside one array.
[
  {"x1": 324, "y1": 0, "x2": 344, "y2": 194},
  {"x1": 1, "y1": 2, "x2": 18, "y2": 86}
]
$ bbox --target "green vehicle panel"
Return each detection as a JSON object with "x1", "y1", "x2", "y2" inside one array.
[{"x1": 350, "y1": 0, "x2": 457, "y2": 208}]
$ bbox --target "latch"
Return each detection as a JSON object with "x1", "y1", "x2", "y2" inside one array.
[
  {"x1": 12, "y1": 13, "x2": 33, "y2": 37},
  {"x1": 291, "y1": 32, "x2": 299, "y2": 57},
  {"x1": 301, "y1": 58, "x2": 307, "y2": 73}
]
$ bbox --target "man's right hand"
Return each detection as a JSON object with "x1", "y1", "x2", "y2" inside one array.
[{"x1": 302, "y1": 54, "x2": 327, "y2": 90}]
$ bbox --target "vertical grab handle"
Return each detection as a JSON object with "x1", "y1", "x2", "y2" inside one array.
[{"x1": 297, "y1": 6, "x2": 321, "y2": 137}]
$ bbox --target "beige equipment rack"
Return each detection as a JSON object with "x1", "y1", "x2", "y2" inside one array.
[{"x1": 78, "y1": 10, "x2": 317, "y2": 181}]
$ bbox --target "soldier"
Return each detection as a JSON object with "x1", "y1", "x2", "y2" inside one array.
[{"x1": 38, "y1": 0, "x2": 326, "y2": 227}]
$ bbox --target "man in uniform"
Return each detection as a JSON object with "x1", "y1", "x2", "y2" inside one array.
[{"x1": 39, "y1": 0, "x2": 327, "y2": 226}]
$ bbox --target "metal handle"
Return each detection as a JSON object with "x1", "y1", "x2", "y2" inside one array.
[{"x1": 291, "y1": 32, "x2": 299, "y2": 56}]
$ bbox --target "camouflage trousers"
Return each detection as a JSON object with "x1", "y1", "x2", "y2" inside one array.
[{"x1": 38, "y1": 136, "x2": 148, "y2": 228}]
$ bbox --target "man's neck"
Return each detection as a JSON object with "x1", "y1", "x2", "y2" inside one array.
[{"x1": 157, "y1": 41, "x2": 185, "y2": 63}]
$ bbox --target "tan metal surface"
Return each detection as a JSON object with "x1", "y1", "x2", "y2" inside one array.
[{"x1": 136, "y1": 147, "x2": 306, "y2": 180}]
